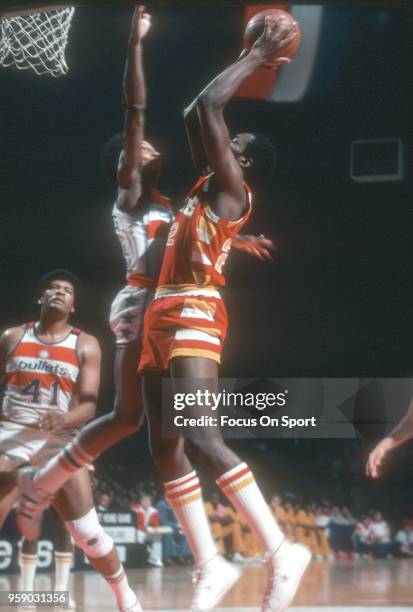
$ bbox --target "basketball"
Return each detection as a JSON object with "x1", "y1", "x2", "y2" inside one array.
[{"x1": 244, "y1": 9, "x2": 301, "y2": 68}]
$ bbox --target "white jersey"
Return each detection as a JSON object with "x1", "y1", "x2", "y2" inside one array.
[
  {"x1": 112, "y1": 188, "x2": 174, "y2": 283},
  {"x1": 1, "y1": 322, "x2": 80, "y2": 427}
]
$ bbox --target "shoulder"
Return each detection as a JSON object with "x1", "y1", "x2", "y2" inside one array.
[
  {"x1": 0, "y1": 325, "x2": 25, "y2": 347},
  {"x1": 76, "y1": 332, "x2": 101, "y2": 360}
]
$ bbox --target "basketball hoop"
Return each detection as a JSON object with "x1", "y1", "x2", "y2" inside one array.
[{"x1": 0, "y1": 6, "x2": 75, "y2": 77}]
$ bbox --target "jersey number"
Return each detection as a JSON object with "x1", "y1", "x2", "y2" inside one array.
[{"x1": 22, "y1": 379, "x2": 60, "y2": 406}]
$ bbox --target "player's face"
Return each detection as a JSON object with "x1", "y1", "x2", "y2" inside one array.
[
  {"x1": 41, "y1": 280, "x2": 75, "y2": 316},
  {"x1": 141, "y1": 140, "x2": 161, "y2": 166},
  {"x1": 230, "y1": 133, "x2": 255, "y2": 157}
]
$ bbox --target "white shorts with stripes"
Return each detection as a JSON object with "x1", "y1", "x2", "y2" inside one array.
[
  {"x1": 0, "y1": 421, "x2": 73, "y2": 467},
  {"x1": 109, "y1": 285, "x2": 154, "y2": 346}
]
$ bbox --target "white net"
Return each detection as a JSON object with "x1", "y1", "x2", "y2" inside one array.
[{"x1": 0, "y1": 7, "x2": 75, "y2": 77}]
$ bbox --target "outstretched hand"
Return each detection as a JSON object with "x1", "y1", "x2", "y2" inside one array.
[
  {"x1": 131, "y1": 5, "x2": 151, "y2": 43},
  {"x1": 251, "y1": 15, "x2": 297, "y2": 66},
  {"x1": 366, "y1": 438, "x2": 394, "y2": 478},
  {"x1": 232, "y1": 234, "x2": 276, "y2": 261}
]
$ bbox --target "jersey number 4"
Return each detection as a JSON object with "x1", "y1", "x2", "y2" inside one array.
[{"x1": 22, "y1": 379, "x2": 60, "y2": 405}]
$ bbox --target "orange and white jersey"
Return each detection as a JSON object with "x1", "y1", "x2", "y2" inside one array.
[
  {"x1": 156, "y1": 174, "x2": 252, "y2": 298},
  {"x1": 113, "y1": 188, "x2": 174, "y2": 287},
  {"x1": 1, "y1": 322, "x2": 80, "y2": 427}
]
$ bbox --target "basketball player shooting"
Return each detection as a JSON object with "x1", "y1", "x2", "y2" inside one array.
[
  {"x1": 136, "y1": 14, "x2": 311, "y2": 612},
  {"x1": 14, "y1": 3, "x2": 275, "y2": 516},
  {"x1": 0, "y1": 270, "x2": 141, "y2": 611}
]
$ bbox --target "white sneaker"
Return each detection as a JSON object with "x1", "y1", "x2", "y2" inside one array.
[
  {"x1": 148, "y1": 557, "x2": 164, "y2": 567},
  {"x1": 190, "y1": 554, "x2": 241, "y2": 611},
  {"x1": 16, "y1": 468, "x2": 54, "y2": 541},
  {"x1": 119, "y1": 595, "x2": 143, "y2": 612},
  {"x1": 261, "y1": 541, "x2": 311, "y2": 611}
]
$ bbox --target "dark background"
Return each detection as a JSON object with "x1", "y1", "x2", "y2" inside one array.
[{"x1": 1, "y1": 3, "x2": 412, "y2": 514}]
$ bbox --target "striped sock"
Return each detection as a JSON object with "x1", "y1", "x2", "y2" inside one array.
[
  {"x1": 217, "y1": 463, "x2": 284, "y2": 554},
  {"x1": 165, "y1": 471, "x2": 217, "y2": 566},
  {"x1": 104, "y1": 565, "x2": 137, "y2": 609},
  {"x1": 19, "y1": 552, "x2": 37, "y2": 591},
  {"x1": 54, "y1": 551, "x2": 72, "y2": 591},
  {"x1": 35, "y1": 440, "x2": 94, "y2": 494}
]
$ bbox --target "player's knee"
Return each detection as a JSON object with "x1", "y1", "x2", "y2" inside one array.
[
  {"x1": 185, "y1": 437, "x2": 224, "y2": 464},
  {"x1": 149, "y1": 438, "x2": 180, "y2": 469},
  {"x1": 65, "y1": 507, "x2": 113, "y2": 559}
]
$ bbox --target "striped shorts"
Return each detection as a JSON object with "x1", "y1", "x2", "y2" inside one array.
[{"x1": 139, "y1": 294, "x2": 228, "y2": 372}]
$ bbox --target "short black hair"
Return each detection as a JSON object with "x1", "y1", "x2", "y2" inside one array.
[
  {"x1": 245, "y1": 132, "x2": 277, "y2": 179},
  {"x1": 37, "y1": 269, "x2": 81, "y2": 297},
  {"x1": 100, "y1": 133, "x2": 123, "y2": 186}
]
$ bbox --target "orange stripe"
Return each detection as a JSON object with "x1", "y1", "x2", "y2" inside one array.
[
  {"x1": 170, "y1": 348, "x2": 221, "y2": 363},
  {"x1": 127, "y1": 274, "x2": 157, "y2": 290},
  {"x1": 166, "y1": 482, "x2": 200, "y2": 500},
  {"x1": 218, "y1": 465, "x2": 252, "y2": 488},
  {"x1": 164, "y1": 473, "x2": 197, "y2": 491},
  {"x1": 168, "y1": 491, "x2": 202, "y2": 507},
  {"x1": 13, "y1": 342, "x2": 78, "y2": 366},
  {"x1": 221, "y1": 475, "x2": 254, "y2": 494},
  {"x1": 6, "y1": 371, "x2": 76, "y2": 393}
]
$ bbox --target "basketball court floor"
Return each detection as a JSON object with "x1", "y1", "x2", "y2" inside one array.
[{"x1": 0, "y1": 559, "x2": 412, "y2": 610}]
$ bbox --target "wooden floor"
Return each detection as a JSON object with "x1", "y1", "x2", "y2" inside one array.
[{"x1": 0, "y1": 559, "x2": 412, "y2": 610}]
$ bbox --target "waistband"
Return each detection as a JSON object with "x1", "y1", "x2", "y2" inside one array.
[
  {"x1": 127, "y1": 274, "x2": 157, "y2": 290},
  {"x1": 0, "y1": 416, "x2": 39, "y2": 429},
  {"x1": 154, "y1": 284, "x2": 221, "y2": 300}
]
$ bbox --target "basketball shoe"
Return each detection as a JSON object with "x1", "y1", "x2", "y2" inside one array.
[
  {"x1": 261, "y1": 541, "x2": 311, "y2": 611},
  {"x1": 190, "y1": 554, "x2": 241, "y2": 611}
]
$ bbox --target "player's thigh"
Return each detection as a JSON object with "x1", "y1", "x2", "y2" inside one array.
[{"x1": 52, "y1": 468, "x2": 94, "y2": 521}]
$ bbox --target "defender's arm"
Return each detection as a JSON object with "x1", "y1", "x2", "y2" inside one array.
[{"x1": 117, "y1": 6, "x2": 151, "y2": 212}]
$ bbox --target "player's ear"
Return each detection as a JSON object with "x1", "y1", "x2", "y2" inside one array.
[{"x1": 239, "y1": 155, "x2": 253, "y2": 169}]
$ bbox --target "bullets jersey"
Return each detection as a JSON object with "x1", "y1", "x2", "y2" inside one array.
[
  {"x1": 1, "y1": 323, "x2": 80, "y2": 427},
  {"x1": 156, "y1": 174, "x2": 252, "y2": 295},
  {"x1": 113, "y1": 188, "x2": 174, "y2": 284}
]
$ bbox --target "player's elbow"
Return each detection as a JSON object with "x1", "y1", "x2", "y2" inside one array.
[{"x1": 197, "y1": 92, "x2": 218, "y2": 112}]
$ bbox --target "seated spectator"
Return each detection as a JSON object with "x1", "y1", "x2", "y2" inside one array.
[
  {"x1": 368, "y1": 511, "x2": 393, "y2": 559},
  {"x1": 329, "y1": 505, "x2": 355, "y2": 558},
  {"x1": 204, "y1": 493, "x2": 245, "y2": 560},
  {"x1": 283, "y1": 501, "x2": 298, "y2": 542},
  {"x1": 352, "y1": 516, "x2": 373, "y2": 558},
  {"x1": 96, "y1": 492, "x2": 112, "y2": 513},
  {"x1": 314, "y1": 505, "x2": 333, "y2": 559},
  {"x1": 131, "y1": 493, "x2": 163, "y2": 567},
  {"x1": 394, "y1": 524, "x2": 413, "y2": 558},
  {"x1": 269, "y1": 495, "x2": 294, "y2": 541},
  {"x1": 156, "y1": 496, "x2": 192, "y2": 566},
  {"x1": 295, "y1": 503, "x2": 325, "y2": 559}
]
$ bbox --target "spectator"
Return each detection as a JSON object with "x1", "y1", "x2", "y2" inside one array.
[
  {"x1": 352, "y1": 516, "x2": 373, "y2": 558},
  {"x1": 394, "y1": 525, "x2": 413, "y2": 558},
  {"x1": 368, "y1": 511, "x2": 392, "y2": 559},
  {"x1": 96, "y1": 492, "x2": 111, "y2": 512},
  {"x1": 131, "y1": 493, "x2": 163, "y2": 567},
  {"x1": 329, "y1": 506, "x2": 355, "y2": 557},
  {"x1": 204, "y1": 493, "x2": 245, "y2": 560},
  {"x1": 314, "y1": 505, "x2": 333, "y2": 559},
  {"x1": 156, "y1": 496, "x2": 192, "y2": 566}
]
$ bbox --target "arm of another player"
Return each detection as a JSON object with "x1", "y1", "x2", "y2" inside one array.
[
  {"x1": 40, "y1": 334, "x2": 101, "y2": 432},
  {"x1": 232, "y1": 234, "x2": 276, "y2": 261},
  {"x1": 366, "y1": 398, "x2": 413, "y2": 478},
  {"x1": 117, "y1": 6, "x2": 151, "y2": 211}
]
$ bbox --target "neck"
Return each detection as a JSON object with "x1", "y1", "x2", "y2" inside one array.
[{"x1": 38, "y1": 314, "x2": 71, "y2": 338}]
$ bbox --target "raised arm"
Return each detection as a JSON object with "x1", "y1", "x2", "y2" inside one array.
[
  {"x1": 186, "y1": 17, "x2": 296, "y2": 219},
  {"x1": 116, "y1": 6, "x2": 151, "y2": 212}
]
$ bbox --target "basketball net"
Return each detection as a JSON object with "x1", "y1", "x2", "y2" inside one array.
[{"x1": 0, "y1": 7, "x2": 75, "y2": 77}]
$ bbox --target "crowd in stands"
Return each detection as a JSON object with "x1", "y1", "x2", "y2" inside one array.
[{"x1": 92, "y1": 471, "x2": 413, "y2": 566}]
